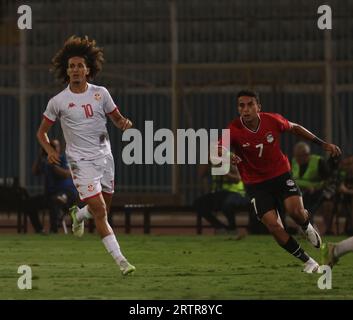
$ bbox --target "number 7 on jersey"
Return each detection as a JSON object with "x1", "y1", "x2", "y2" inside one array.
[{"x1": 256, "y1": 143, "x2": 263, "y2": 157}]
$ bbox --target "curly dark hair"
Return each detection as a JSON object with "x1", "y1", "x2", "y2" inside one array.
[
  {"x1": 51, "y1": 35, "x2": 104, "y2": 83},
  {"x1": 236, "y1": 89, "x2": 260, "y2": 104}
]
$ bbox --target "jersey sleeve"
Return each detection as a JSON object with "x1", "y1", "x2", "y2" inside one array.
[
  {"x1": 272, "y1": 113, "x2": 292, "y2": 132},
  {"x1": 43, "y1": 98, "x2": 58, "y2": 123},
  {"x1": 102, "y1": 87, "x2": 118, "y2": 115}
]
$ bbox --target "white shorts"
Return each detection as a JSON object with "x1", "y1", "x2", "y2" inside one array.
[{"x1": 68, "y1": 153, "x2": 115, "y2": 201}]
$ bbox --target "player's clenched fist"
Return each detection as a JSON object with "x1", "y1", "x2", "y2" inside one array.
[
  {"x1": 230, "y1": 153, "x2": 242, "y2": 165},
  {"x1": 47, "y1": 150, "x2": 60, "y2": 165},
  {"x1": 119, "y1": 118, "x2": 132, "y2": 131},
  {"x1": 322, "y1": 143, "x2": 341, "y2": 158}
]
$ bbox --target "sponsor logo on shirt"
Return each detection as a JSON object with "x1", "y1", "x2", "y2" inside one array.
[
  {"x1": 94, "y1": 93, "x2": 102, "y2": 101},
  {"x1": 68, "y1": 102, "x2": 76, "y2": 108},
  {"x1": 286, "y1": 179, "x2": 295, "y2": 186},
  {"x1": 242, "y1": 142, "x2": 250, "y2": 147}
]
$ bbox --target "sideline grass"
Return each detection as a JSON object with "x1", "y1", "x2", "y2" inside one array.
[{"x1": 0, "y1": 234, "x2": 352, "y2": 299}]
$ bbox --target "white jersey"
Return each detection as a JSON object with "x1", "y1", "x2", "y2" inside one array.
[{"x1": 43, "y1": 83, "x2": 117, "y2": 161}]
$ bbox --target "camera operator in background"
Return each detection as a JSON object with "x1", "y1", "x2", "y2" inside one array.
[
  {"x1": 25, "y1": 139, "x2": 78, "y2": 233},
  {"x1": 335, "y1": 155, "x2": 353, "y2": 235},
  {"x1": 291, "y1": 142, "x2": 330, "y2": 224}
]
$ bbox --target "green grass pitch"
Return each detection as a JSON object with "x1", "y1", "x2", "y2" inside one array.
[{"x1": 0, "y1": 234, "x2": 352, "y2": 299}]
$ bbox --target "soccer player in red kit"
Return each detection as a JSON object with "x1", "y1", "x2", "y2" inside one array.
[{"x1": 221, "y1": 90, "x2": 341, "y2": 273}]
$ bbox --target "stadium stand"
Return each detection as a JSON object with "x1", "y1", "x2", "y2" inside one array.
[
  {"x1": 0, "y1": 177, "x2": 27, "y2": 232},
  {"x1": 1, "y1": 0, "x2": 352, "y2": 233}
]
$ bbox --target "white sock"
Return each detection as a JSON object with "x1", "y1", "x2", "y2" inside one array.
[
  {"x1": 306, "y1": 257, "x2": 318, "y2": 265},
  {"x1": 102, "y1": 234, "x2": 126, "y2": 264},
  {"x1": 334, "y1": 236, "x2": 353, "y2": 258},
  {"x1": 76, "y1": 205, "x2": 93, "y2": 222}
]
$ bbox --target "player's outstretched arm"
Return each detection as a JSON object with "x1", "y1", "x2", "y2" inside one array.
[
  {"x1": 289, "y1": 122, "x2": 341, "y2": 157},
  {"x1": 108, "y1": 109, "x2": 132, "y2": 131},
  {"x1": 36, "y1": 118, "x2": 60, "y2": 165}
]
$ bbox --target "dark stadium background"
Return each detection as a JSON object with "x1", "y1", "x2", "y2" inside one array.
[{"x1": 0, "y1": 0, "x2": 352, "y2": 205}]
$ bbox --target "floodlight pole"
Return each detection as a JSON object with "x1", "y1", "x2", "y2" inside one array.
[
  {"x1": 324, "y1": 30, "x2": 333, "y2": 143},
  {"x1": 170, "y1": 0, "x2": 179, "y2": 195},
  {"x1": 19, "y1": 30, "x2": 27, "y2": 188}
]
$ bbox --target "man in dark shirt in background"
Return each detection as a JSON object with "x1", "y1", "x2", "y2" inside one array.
[{"x1": 26, "y1": 139, "x2": 77, "y2": 233}]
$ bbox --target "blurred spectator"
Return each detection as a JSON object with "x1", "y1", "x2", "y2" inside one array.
[
  {"x1": 25, "y1": 139, "x2": 78, "y2": 233},
  {"x1": 194, "y1": 163, "x2": 250, "y2": 235},
  {"x1": 291, "y1": 142, "x2": 330, "y2": 222}
]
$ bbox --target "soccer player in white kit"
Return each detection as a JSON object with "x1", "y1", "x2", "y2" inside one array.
[{"x1": 36, "y1": 36, "x2": 135, "y2": 275}]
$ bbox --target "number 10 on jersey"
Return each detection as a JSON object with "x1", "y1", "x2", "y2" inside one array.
[{"x1": 82, "y1": 104, "x2": 93, "y2": 118}]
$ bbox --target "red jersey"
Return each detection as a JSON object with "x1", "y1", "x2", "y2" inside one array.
[{"x1": 222, "y1": 112, "x2": 293, "y2": 185}]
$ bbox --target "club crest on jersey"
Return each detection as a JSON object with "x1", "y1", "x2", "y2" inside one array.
[
  {"x1": 94, "y1": 93, "x2": 102, "y2": 101},
  {"x1": 286, "y1": 179, "x2": 295, "y2": 187},
  {"x1": 266, "y1": 132, "x2": 274, "y2": 143},
  {"x1": 88, "y1": 184, "x2": 94, "y2": 192},
  {"x1": 68, "y1": 102, "x2": 76, "y2": 108}
]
